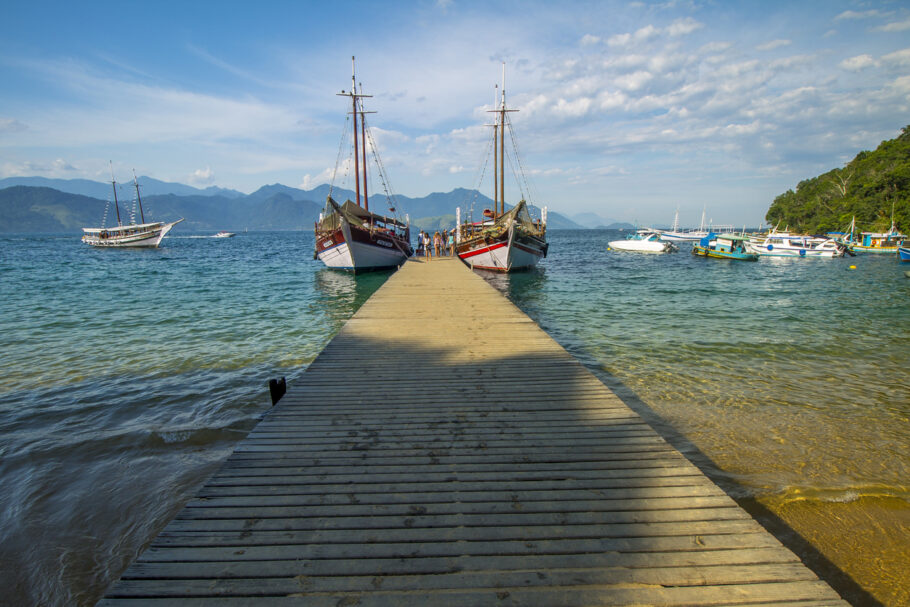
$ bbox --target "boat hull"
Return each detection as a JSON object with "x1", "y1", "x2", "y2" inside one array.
[
  {"x1": 457, "y1": 231, "x2": 546, "y2": 272},
  {"x1": 82, "y1": 219, "x2": 182, "y2": 248},
  {"x1": 692, "y1": 245, "x2": 758, "y2": 261},
  {"x1": 898, "y1": 246, "x2": 910, "y2": 262},
  {"x1": 315, "y1": 222, "x2": 410, "y2": 273}
]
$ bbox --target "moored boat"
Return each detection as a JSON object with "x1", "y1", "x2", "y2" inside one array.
[
  {"x1": 745, "y1": 230, "x2": 845, "y2": 257},
  {"x1": 454, "y1": 64, "x2": 547, "y2": 272},
  {"x1": 314, "y1": 57, "x2": 412, "y2": 272},
  {"x1": 82, "y1": 166, "x2": 183, "y2": 248},
  {"x1": 609, "y1": 229, "x2": 677, "y2": 253},
  {"x1": 899, "y1": 246, "x2": 910, "y2": 262},
  {"x1": 850, "y1": 222, "x2": 906, "y2": 254},
  {"x1": 692, "y1": 233, "x2": 758, "y2": 261}
]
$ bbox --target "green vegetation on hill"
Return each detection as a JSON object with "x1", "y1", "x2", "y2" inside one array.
[{"x1": 766, "y1": 126, "x2": 910, "y2": 234}]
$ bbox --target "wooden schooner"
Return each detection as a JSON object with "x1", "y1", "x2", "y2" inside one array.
[
  {"x1": 455, "y1": 64, "x2": 548, "y2": 271},
  {"x1": 314, "y1": 57, "x2": 412, "y2": 272}
]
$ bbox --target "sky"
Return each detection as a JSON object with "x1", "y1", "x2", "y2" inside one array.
[{"x1": 1, "y1": 0, "x2": 908, "y2": 226}]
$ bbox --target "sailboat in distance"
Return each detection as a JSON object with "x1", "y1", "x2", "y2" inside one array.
[
  {"x1": 82, "y1": 164, "x2": 183, "y2": 247},
  {"x1": 314, "y1": 57, "x2": 413, "y2": 272},
  {"x1": 454, "y1": 63, "x2": 548, "y2": 271}
]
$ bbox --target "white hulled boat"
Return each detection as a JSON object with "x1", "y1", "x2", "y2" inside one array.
[
  {"x1": 314, "y1": 57, "x2": 412, "y2": 272},
  {"x1": 745, "y1": 231, "x2": 846, "y2": 257},
  {"x1": 660, "y1": 207, "x2": 733, "y2": 242},
  {"x1": 610, "y1": 229, "x2": 678, "y2": 253},
  {"x1": 454, "y1": 64, "x2": 547, "y2": 272},
  {"x1": 82, "y1": 166, "x2": 183, "y2": 248}
]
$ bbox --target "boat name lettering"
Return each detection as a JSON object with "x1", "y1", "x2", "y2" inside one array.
[
  {"x1": 322, "y1": 239, "x2": 334, "y2": 248},
  {"x1": 376, "y1": 239, "x2": 393, "y2": 248}
]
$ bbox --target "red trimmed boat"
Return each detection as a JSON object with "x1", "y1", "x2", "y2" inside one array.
[
  {"x1": 314, "y1": 57, "x2": 412, "y2": 272},
  {"x1": 454, "y1": 64, "x2": 547, "y2": 272}
]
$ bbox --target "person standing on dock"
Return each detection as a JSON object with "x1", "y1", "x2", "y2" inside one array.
[
  {"x1": 433, "y1": 230, "x2": 442, "y2": 257},
  {"x1": 423, "y1": 231, "x2": 431, "y2": 260},
  {"x1": 448, "y1": 229, "x2": 455, "y2": 256}
]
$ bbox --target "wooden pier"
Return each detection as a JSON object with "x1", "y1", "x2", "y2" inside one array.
[{"x1": 101, "y1": 257, "x2": 846, "y2": 605}]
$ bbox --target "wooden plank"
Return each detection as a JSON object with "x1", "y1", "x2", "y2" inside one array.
[{"x1": 102, "y1": 258, "x2": 846, "y2": 605}]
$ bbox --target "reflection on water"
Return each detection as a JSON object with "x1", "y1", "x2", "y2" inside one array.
[{"x1": 479, "y1": 230, "x2": 910, "y2": 606}]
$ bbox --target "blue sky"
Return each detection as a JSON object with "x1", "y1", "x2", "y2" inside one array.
[{"x1": 1, "y1": 0, "x2": 908, "y2": 225}]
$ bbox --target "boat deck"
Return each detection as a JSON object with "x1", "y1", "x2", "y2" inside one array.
[{"x1": 101, "y1": 256, "x2": 846, "y2": 605}]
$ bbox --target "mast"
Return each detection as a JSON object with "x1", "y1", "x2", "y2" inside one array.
[
  {"x1": 109, "y1": 161, "x2": 122, "y2": 226},
  {"x1": 499, "y1": 62, "x2": 505, "y2": 216},
  {"x1": 359, "y1": 81, "x2": 369, "y2": 212},
  {"x1": 492, "y1": 85, "x2": 498, "y2": 217},
  {"x1": 350, "y1": 57, "x2": 361, "y2": 207},
  {"x1": 132, "y1": 169, "x2": 145, "y2": 224},
  {"x1": 337, "y1": 57, "x2": 374, "y2": 209}
]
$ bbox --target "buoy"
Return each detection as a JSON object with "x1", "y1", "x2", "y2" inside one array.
[{"x1": 849, "y1": 265, "x2": 856, "y2": 269}]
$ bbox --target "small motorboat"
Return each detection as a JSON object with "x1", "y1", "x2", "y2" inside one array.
[
  {"x1": 693, "y1": 233, "x2": 758, "y2": 261},
  {"x1": 898, "y1": 245, "x2": 910, "y2": 262},
  {"x1": 609, "y1": 229, "x2": 677, "y2": 253},
  {"x1": 213, "y1": 231, "x2": 235, "y2": 238}
]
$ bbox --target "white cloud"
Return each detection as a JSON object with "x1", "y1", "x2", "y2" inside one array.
[
  {"x1": 553, "y1": 97, "x2": 593, "y2": 117},
  {"x1": 580, "y1": 34, "x2": 601, "y2": 46},
  {"x1": 615, "y1": 70, "x2": 654, "y2": 91},
  {"x1": 189, "y1": 166, "x2": 214, "y2": 185},
  {"x1": 666, "y1": 17, "x2": 703, "y2": 37},
  {"x1": 835, "y1": 10, "x2": 883, "y2": 20},
  {"x1": 840, "y1": 54, "x2": 878, "y2": 71},
  {"x1": 301, "y1": 166, "x2": 339, "y2": 190},
  {"x1": 882, "y1": 48, "x2": 910, "y2": 67},
  {"x1": 607, "y1": 32, "x2": 632, "y2": 47},
  {"x1": 878, "y1": 18, "x2": 910, "y2": 32},
  {"x1": 756, "y1": 39, "x2": 791, "y2": 52}
]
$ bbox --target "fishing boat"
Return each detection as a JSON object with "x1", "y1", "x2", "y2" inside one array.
[
  {"x1": 213, "y1": 231, "x2": 235, "y2": 238},
  {"x1": 314, "y1": 57, "x2": 412, "y2": 272},
  {"x1": 745, "y1": 230, "x2": 846, "y2": 257},
  {"x1": 454, "y1": 64, "x2": 547, "y2": 272},
  {"x1": 850, "y1": 222, "x2": 906, "y2": 254},
  {"x1": 82, "y1": 166, "x2": 183, "y2": 248},
  {"x1": 609, "y1": 229, "x2": 677, "y2": 253},
  {"x1": 692, "y1": 233, "x2": 758, "y2": 261}
]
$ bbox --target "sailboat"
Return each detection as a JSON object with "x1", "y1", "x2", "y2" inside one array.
[
  {"x1": 454, "y1": 64, "x2": 548, "y2": 272},
  {"x1": 82, "y1": 165, "x2": 183, "y2": 247},
  {"x1": 660, "y1": 206, "x2": 732, "y2": 242},
  {"x1": 314, "y1": 57, "x2": 412, "y2": 272}
]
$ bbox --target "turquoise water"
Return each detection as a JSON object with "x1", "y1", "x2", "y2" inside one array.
[{"x1": 1, "y1": 230, "x2": 908, "y2": 605}]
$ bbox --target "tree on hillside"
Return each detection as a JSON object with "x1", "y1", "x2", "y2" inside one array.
[{"x1": 766, "y1": 126, "x2": 910, "y2": 233}]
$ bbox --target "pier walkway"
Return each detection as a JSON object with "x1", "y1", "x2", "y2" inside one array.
[{"x1": 102, "y1": 257, "x2": 846, "y2": 605}]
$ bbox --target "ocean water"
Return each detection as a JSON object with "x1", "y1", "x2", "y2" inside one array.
[{"x1": 0, "y1": 230, "x2": 907, "y2": 605}]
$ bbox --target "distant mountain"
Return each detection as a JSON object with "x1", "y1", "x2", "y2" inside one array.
[
  {"x1": 572, "y1": 212, "x2": 618, "y2": 229},
  {"x1": 599, "y1": 222, "x2": 636, "y2": 230},
  {"x1": 0, "y1": 176, "x2": 245, "y2": 200},
  {"x1": 0, "y1": 179, "x2": 584, "y2": 232}
]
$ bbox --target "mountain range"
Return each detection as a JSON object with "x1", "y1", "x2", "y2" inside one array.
[{"x1": 0, "y1": 177, "x2": 591, "y2": 232}]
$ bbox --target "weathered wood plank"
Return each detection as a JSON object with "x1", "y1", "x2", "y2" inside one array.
[{"x1": 102, "y1": 258, "x2": 846, "y2": 605}]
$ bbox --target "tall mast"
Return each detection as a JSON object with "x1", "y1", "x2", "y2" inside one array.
[
  {"x1": 337, "y1": 57, "x2": 373, "y2": 209},
  {"x1": 359, "y1": 81, "x2": 369, "y2": 212},
  {"x1": 132, "y1": 169, "x2": 145, "y2": 224},
  {"x1": 350, "y1": 57, "x2": 361, "y2": 207},
  {"x1": 493, "y1": 85, "x2": 499, "y2": 216},
  {"x1": 109, "y1": 161, "x2": 122, "y2": 226},
  {"x1": 500, "y1": 63, "x2": 506, "y2": 215}
]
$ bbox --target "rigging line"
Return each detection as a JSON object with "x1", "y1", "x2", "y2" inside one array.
[
  {"x1": 464, "y1": 126, "x2": 496, "y2": 221},
  {"x1": 505, "y1": 112, "x2": 536, "y2": 204},
  {"x1": 361, "y1": 114, "x2": 399, "y2": 215},
  {"x1": 329, "y1": 115, "x2": 352, "y2": 201}
]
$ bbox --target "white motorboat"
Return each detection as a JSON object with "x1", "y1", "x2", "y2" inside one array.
[
  {"x1": 213, "y1": 231, "x2": 235, "y2": 238},
  {"x1": 82, "y1": 166, "x2": 183, "y2": 248},
  {"x1": 745, "y1": 231, "x2": 846, "y2": 257},
  {"x1": 610, "y1": 229, "x2": 678, "y2": 253}
]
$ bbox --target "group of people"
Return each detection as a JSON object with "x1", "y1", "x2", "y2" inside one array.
[{"x1": 415, "y1": 229, "x2": 456, "y2": 259}]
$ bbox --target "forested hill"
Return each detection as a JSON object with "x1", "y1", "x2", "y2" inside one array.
[{"x1": 766, "y1": 125, "x2": 910, "y2": 234}]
